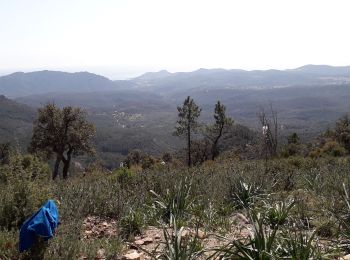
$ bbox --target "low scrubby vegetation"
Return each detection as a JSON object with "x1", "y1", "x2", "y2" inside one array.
[
  {"x1": 2, "y1": 152, "x2": 350, "y2": 258},
  {"x1": 3, "y1": 101, "x2": 350, "y2": 259}
]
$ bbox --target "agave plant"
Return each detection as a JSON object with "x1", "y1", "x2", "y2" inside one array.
[
  {"x1": 331, "y1": 183, "x2": 350, "y2": 250},
  {"x1": 150, "y1": 177, "x2": 193, "y2": 225},
  {"x1": 231, "y1": 180, "x2": 262, "y2": 209},
  {"x1": 266, "y1": 200, "x2": 295, "y2": 229},
  {"x1": 277, "y1": 230, "x2": 323, "y2": 260},
  {"x1": 161, "y1": 215, "x2": 203, "y2": 260},
  {"x1": 209, "y1": 210, "x2": 279, "y2": 259},
  {"x1": 209, "y1": 200, "x2": 297, "y2": 259}
]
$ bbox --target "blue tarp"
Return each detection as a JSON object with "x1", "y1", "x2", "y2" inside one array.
[{"x1": 19, "y1": 200, "x2": 59, "y2": 252}]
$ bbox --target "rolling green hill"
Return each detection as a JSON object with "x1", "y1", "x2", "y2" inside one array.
[{"x1": 0, "y1": 95, "x2": 35, "y2": 147}]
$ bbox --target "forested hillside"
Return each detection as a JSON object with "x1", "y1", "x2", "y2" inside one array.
[
  {"x1": 0, "y1": 95, "x2": 35, "y2": 146},
  {"x1": 1, "y1": 66, "x2": 350, "y2": 168}
]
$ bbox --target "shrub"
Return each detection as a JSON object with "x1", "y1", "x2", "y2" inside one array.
[
  {"x1": 141, "y1": 154, "x2": 155, "y2": 169},
  {"x1": 125, "y1": 149, "x2": 143, "y2": 167},
  {"x1": 114, "y1": 167, "x2": 136, "y2": 186},
  {"x1": 162, "y1": 152, "x2": 172, "y2": 163},
  {"x1": 0, "y1": 153, "x2": 52, "y2": 230},
  {"x1": 321, "y1": 140, "x2": 347, "y2": 157},
  {"x1": 309, "y1": 140, "x2": 346, "y2": 158},
  {"x1": 315, "y1": 221, "x2": 335, "y2": 238},
  {"x1": 120, "y1": 208, "x2": 145, "y2": 239}
]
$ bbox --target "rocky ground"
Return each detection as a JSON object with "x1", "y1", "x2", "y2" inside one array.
[
  {"x1": 79, "y1": 213, "x2": 252, "y2": 259},
  {"x1": 78, "y1": 213, "x2": 350, "y2": 259}
]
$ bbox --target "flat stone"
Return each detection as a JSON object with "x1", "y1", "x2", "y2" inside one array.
[
  {"x1": 181, "y1": 229, "x2": 189, "y2": 238},
  {"x1": 122, "y1": 251, "x2": 143, "y2": 260},
  {"x1": 142, "y1": 237, "x2": 153, "y2": 245},
  {"x1": 196, "y1": 230, "x2": 207, "y2": 239},
  {"x1": 134, "y1": 239, "x2": 144, "y2": 245},
  {"x1": 190, "y1": 229, "x2": 206, "y2": 239}
]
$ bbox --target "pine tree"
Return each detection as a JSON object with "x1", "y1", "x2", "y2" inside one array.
[
  {"x1": 208, "y1": 101, "x2": 233, "y2": 160},
  {"x1": 174, "y1": 96, "x2": 201, "y2": 167}
]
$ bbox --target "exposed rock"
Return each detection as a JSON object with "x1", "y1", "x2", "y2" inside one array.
[
  {"x1": 134, "y1": 239, "x2": 144, "y2": 245},
  {"x1": 193, "y1": 229, "x2": 207, "y2": 239},
  {"x1": 180, "y1": 228, "x2": 206, "y2": 239},
  {"x1": 82, "y1": 216, "x2": 118, "y2": 239},
  {"x1": 181, "y1": 229, "x2": 190, "y2": 238},
  {"x1": 342, "y1": 255, "x2": 350, "y2": 260},
  {"x1": 85, "y1": 230, "x2": 93, "y2": 236},
  {"x1": 142, "y1": 237, "x2": 153, "y2": 245},
  {"x1": 122, "y1": 250, "x2": 144, "y2": 260},
  {"x1": 96, "y1": 248, "x2": 106, "y2": 259},
  {"x1": 77, "y1": 254, "x2": 88, "y2": 260},
  {"x1": 232, "y1": 213, "x2": 250, "y2": 225}
]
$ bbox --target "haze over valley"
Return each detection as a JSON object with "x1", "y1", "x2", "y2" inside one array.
[
  {"x1": 4, "y1": 1, "x2": 350, "y2": 258},
  {"x1": 1, "y1": 65, "x2": 350, "y2": 167}
]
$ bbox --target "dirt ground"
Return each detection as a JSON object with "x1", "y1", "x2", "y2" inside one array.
[{"x1": 81, "y1": 213, "x2": 252, "y2": 259}]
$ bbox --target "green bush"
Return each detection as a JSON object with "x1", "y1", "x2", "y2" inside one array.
[
  {"x1": 0, "y1": 153, "x2": 52, "y2": 230},
  {"x1": 310, "y1": 140, "x2": 346, "y2": 158},
  {"x1": 120, "y1": 208, "x2": 145, "y2": 239},
  {"x1": 321, "y1": 140, "x2": 347, "y2": 157},
  {"x1": 114, "y1": 167, "x2": 136, "y2": 186}
]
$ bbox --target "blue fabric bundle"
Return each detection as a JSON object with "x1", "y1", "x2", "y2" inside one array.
[{"x1": 19, "y1": 200, "x2": 59, "y2": 252}]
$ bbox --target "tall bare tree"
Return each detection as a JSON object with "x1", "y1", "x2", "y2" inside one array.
[
  {"x1": 29, "y1": 104, "x2": 95, "y2": 179},
  {"x1": 258, "y1": 104, "x2": 278, "y2": 158},
  {"x1": 174, "y1": 96, "x2": 201, "y2": 167}
]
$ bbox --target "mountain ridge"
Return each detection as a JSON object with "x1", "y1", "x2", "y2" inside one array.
[
  {"x1": 0, "y1": 70, "x2": 118, "y2": 98},
  {"x1": 1, "y1": 65, "x2": 350, "y2": 98}
]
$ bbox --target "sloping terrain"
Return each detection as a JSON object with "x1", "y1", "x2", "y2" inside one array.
[
  {"x1": 0, "y1": 70, "x2": 120, "y2": 98},
  {"x1": 0, "y1": 95, "x2": 35, "y2": 146},
  {"x1": 1, "y1": 65, "x2": 350, "y2": 167}
]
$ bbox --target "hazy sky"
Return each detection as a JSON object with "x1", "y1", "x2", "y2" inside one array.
[{"x1": 1, "y1": 0, "x2": 350, "y2": 78}]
